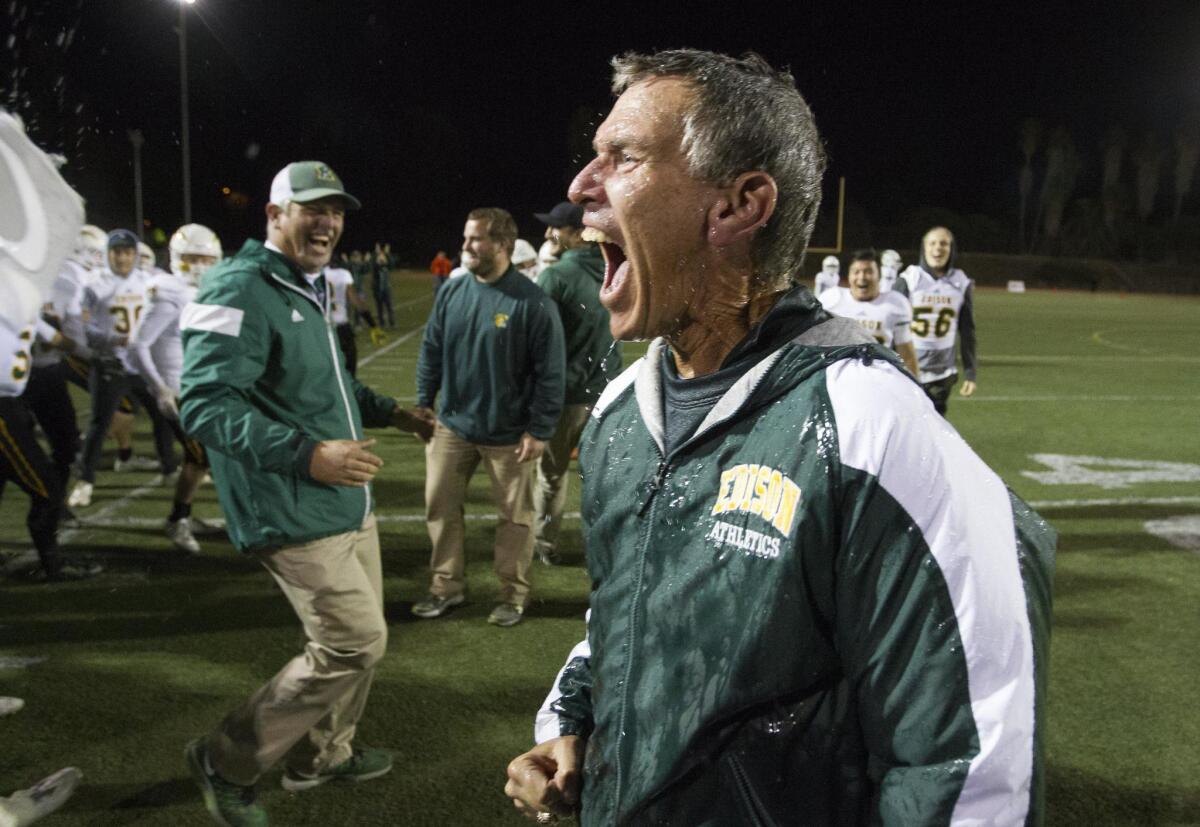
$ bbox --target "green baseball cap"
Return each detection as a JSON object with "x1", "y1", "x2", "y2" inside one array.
[{"x1": 269, "y1": 161, "x2": 361, "y2": 210}]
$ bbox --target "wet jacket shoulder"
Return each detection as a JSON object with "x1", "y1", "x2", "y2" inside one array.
[
  {"x1": 180, "y1": 239, "x2": 396, "y2": 551},
  {"x1": 534, "y1": 296, "x2": 1054, "y2": 826}
]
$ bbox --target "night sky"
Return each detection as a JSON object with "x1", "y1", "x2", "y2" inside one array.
[{"x1": 4, "y1": 1, "x2": 1199, "y2": 262}]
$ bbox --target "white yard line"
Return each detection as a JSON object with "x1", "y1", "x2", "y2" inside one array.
[
  {"x1": 964, "y1": 395, "x2": 1200, "y2": 402},
  {"x1": 358, "y1": 323, "x2": 425, "y2": 368},
  {"x1": 982, "y1": 354, "x2": 1200, "y2": 363},
  {"x1": 1027, "y1": 496, "x2": 1200, "y2": 509}
]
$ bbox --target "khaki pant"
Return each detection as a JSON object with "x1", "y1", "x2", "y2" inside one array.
[
  {"x1": 533, "y1": 403, "x2": 591, "y2": 553},
  {"x1": 425, "y1": 422, "x2": 534, "y2": 606},
  {"x1": 208, "y1": 515, "x2": 386, "y2": 786}
]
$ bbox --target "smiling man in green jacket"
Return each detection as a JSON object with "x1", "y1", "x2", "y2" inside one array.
[
  {"x1": 504, "y1": 51, "x2": 1054, "y2": 826},
  {"x1": 179, "y1": 161, "x2": 430, "y2": 827}
]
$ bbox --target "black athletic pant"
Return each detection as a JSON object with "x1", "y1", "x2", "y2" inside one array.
[
  {"x1": 373, "y1": 269, "x2": 395, "y2": 328},
  {"x1": 922, "y1": 374, "x2": 958, "y2": 417},
  {"x1": 0, "y1": 396, "x2": 64, "y2": 574},
  {"x1": 79, "y1": 362, "x2": 177, "y2": 483},
  {"x1": 336, "y1": 323, "x2": 358, "y2": 377},
  {"x1": 23, "y1": 362, "x2": 80, "y2": 494}
]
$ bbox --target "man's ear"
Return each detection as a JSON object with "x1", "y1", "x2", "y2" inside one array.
[
  {"x1": 708, "y1": 171, "x2": 777, "y2": 248},
  {"x1": 265, "y1": 202, "x2": 283, "y2": 228}
]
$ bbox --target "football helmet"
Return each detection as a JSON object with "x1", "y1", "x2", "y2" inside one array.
[
  {"x1": 821, "y1": 255, "x2": 840, "y2": 275},
  {"x1": 137, "y1": 241, "x2": 156, "y2": 271},
  {"x1": 73, "y1": 224, "x2": 107, "y2": 270},
  {"x1": 169, "y1": 223, "x2": 222, "y2": 283},
  {"x1": 881, "y1": 249, "x2": 902, "y2": 271}
]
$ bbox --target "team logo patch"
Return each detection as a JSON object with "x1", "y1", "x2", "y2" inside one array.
[
  {"x1": 710, "y1": 463, "x2": 802, "y2": 537},
  {"x1": 313, "y1": 164, "x2": 337, "y2": 182},
  {"x1": 494, "y1": 313, "x2": 509, "y2": 329}
]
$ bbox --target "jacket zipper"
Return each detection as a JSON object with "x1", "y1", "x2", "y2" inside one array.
[
  {"x1": 613, "y1": 451, "x2": 668, "y2": 817},
  {"x1": 268, "y1": 271, "x2": 370, "y2": 521}
]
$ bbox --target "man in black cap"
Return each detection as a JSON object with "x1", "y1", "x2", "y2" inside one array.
[{"x1": 530, "y1": 202, "x2": 622, "y2": 565}]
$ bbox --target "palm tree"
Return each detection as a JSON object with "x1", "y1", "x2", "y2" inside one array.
[
  {"x1": 1101, "y1": 125, "x2": 1126, "y2": 230},
  {"x1": 1018, "y1": 118, "x2": 1042, "y2": 251},
  {"x1": 1172, "y1": 119, "x2": 1199, "y2": 225}
]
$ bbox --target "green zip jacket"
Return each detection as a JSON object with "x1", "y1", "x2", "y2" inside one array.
[
  {"x1": 416, "y1": 266, "x2": 565, "y2": 444},
  {"x1": 535, "y1": 306, "x2": 1055, "y2": 825},
  {"x1": 179, "y1": 240, "x2": 396, "y2": 551},
  {"x1": 536, "y1": 245, "x2": 622, "y2": 405}
]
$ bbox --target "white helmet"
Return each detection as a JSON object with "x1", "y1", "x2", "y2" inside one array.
[
  {"x1": 881, "y1": 249, "x2": 902, "y2": 271},
  {"x1": 821, "y1": 255, "x2": 840, "y2": 275},
  {"x1": 169, "y1": 223, "x2": 222, "y2": 283},
  {"x1": 137, "y1": 241, "x2": 156, "y2": 271},
  {"x1": 73, "y1": 224, "x2": 107, "y2": 270}
]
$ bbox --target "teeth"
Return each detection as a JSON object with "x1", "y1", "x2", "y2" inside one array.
[{"x1": 581, "y1": 227, "x2": 610, "y2": 243}]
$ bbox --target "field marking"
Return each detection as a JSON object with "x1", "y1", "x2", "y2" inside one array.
[
  {"x1": 1028, "y1": 496, "x2": 1200, "y2": 509},
  {"x1": 1143, "y1": 515, "x2": 1200, "y2": 553},
  {"x1": 982, "y1": 354, "x2": 1200, "y2": 363},
  {"x1": 1090, "y1": 329, "x2": 1155, "y2": 355},
  {"x1": 59, "y1": 480, "x2": 163, "y2": 545},
  {"x1": 965, "y1": 395, "x2": 1200, "y2": 402},
  {"x1": 70, "y1": 510, "x2": 587, "y2": 531},
  {"x1": 1022, "y1": 454, "x2": 1200, "y2": 489},
  {"x1": 358, "y1": 323, "x2": 425, "y2": 368}
]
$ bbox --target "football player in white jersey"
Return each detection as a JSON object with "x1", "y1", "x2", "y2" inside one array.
[
  {"x1": 68, "y1": 230, "x2": 179, "y2": 508},
  {"x1": 879, "y1": 249, "x2": 902, "y2": 294},
  {"x1": 130, "y1": 224, "x2": 226, "y2": 552},
  {"x1": 138, "y1": 241, "x2": 169, "y2": 277},
  {"x1": 812, "y1": 254, "x2": 840, "y2": 297},
  {"x1": 0, "y1": 108, "x2": 98, "y2": 581},
  {"x1": 820, "y1": 249, "x2": 919, "y2": 376},
  {"x1": 324, "y1": 260, "x2": 384, "y2": 378},
  {"x1": 893, "y1": 226, "x2": 977, "y2": 415}
]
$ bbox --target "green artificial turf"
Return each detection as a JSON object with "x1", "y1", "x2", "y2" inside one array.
[{"x1": 1, "y1": 274, "x2": 1198, "y2": 825}]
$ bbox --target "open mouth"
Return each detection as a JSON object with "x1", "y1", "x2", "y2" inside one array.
[
  {"x1": 584, "y1": 227, "x2": 629, "y2": 298},
  {"x1": 308, "y1": 235, "x2": 332, "y2": 254}
]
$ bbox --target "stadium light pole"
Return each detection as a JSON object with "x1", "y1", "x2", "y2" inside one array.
[{"x1": 178, "y1": 0, "x2": 196, "y2": 224}]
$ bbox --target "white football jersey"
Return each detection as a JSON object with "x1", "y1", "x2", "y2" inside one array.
[
  {"x1": 82, "y1": 268, "x2": 149, "y2": 373},
  {"x1": 813, "y1": 272, "x2": 840, "y2": 297},
  {"x1": 129, "y1": 272, "x2": 196, "y2": 395},
  {"x1": 325, "y1": 267, "x2": 355, "y2": 325},
  {"x1": 0, "y1": 322, "x2": 35, "y2": 398},
  {"x1": 899, "y1": 265, "x2": 972, "y2": 382},
  {"x1": 820, "y1": 287, "x2": 913, "y2": 348},
  {"x1": 33, "y1": 259, "x2": 91, "y2": 367}
]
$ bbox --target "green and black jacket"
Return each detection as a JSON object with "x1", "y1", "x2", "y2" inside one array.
[
  {"x1": 535, "y1": 300, "x2": 1055, "y2": 826},
  {"x1": 180, "y1": 240, "x2": 396, "y2": 551}
]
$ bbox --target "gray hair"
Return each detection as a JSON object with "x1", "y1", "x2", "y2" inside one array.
[{"x1": 611, "y1": 49, "x2": 826, "y2": 287}]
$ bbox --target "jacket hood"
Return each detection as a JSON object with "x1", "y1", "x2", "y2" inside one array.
[
  {"x1": 628, "y1": 286, "x2": 892, "y2": 457},
  {"x1": 918, "y1": 232, "x2": 958, "y2": 275}
]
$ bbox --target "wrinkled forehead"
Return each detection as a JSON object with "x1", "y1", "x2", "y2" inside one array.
[{"x1": 596, "y1": 77, "x2": 694, "y2": 153}]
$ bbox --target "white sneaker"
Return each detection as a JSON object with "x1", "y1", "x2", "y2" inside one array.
[
  {"x1": 166, "y1": 519, "x2": 200, "y2": 554},
  {"x1": 153, "y1": 469, "x2": 181, "y2": 487},
  {"x1": 66, "y1": 482, "x2": 92, "y2": 508},
  {"x1": 114, "y1": 455, "x2": 160, "y2": 473},
  {"x1": 0, "y1": 697, "x2": 24, "y2": 717},
  {"x1": 188, "y1": 516, "x2": 224, "y2": 536},
  {"x1": 0, "y1": 766, "x2": 82, "y2": 825}
]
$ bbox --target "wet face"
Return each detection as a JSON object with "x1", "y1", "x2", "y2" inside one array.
[
  {"x1": 923, "y1": 227, "x2": 953, "y2": 273},
  {"x1": 461, "y1": 218, "x2": 509, "y2": 280},
  {"x1": 268, "y1": 197, "x2": 346, "y2": 272},
  {"x1": 847, "y1": 258, "x2": 881, "y2": 301},
  {"x1": 108, "y1": 246, "x2": 136, "y2": 277},
  {"x1": 568, "y1": 78, "x2": 722, "y2": 341}
]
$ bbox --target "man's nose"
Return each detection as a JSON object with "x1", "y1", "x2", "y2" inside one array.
[{"x1": 569, "y1": 157, "x2": 605, "y2": 207}]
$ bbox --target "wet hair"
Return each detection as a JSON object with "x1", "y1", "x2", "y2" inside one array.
[
  {"x1": 611, "y1": 49, "x2": 826, "y2": 288},
  {"x1": 850, "y1": 248, "x2": 879, "y2": 265},
  {"x1": 467, "y1": 207, "x2": 518, "y2": 255}
]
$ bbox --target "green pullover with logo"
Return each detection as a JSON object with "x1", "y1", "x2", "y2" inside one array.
[{"x1": 417, "y1": 266, "x2": 565, "y2": 444}]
